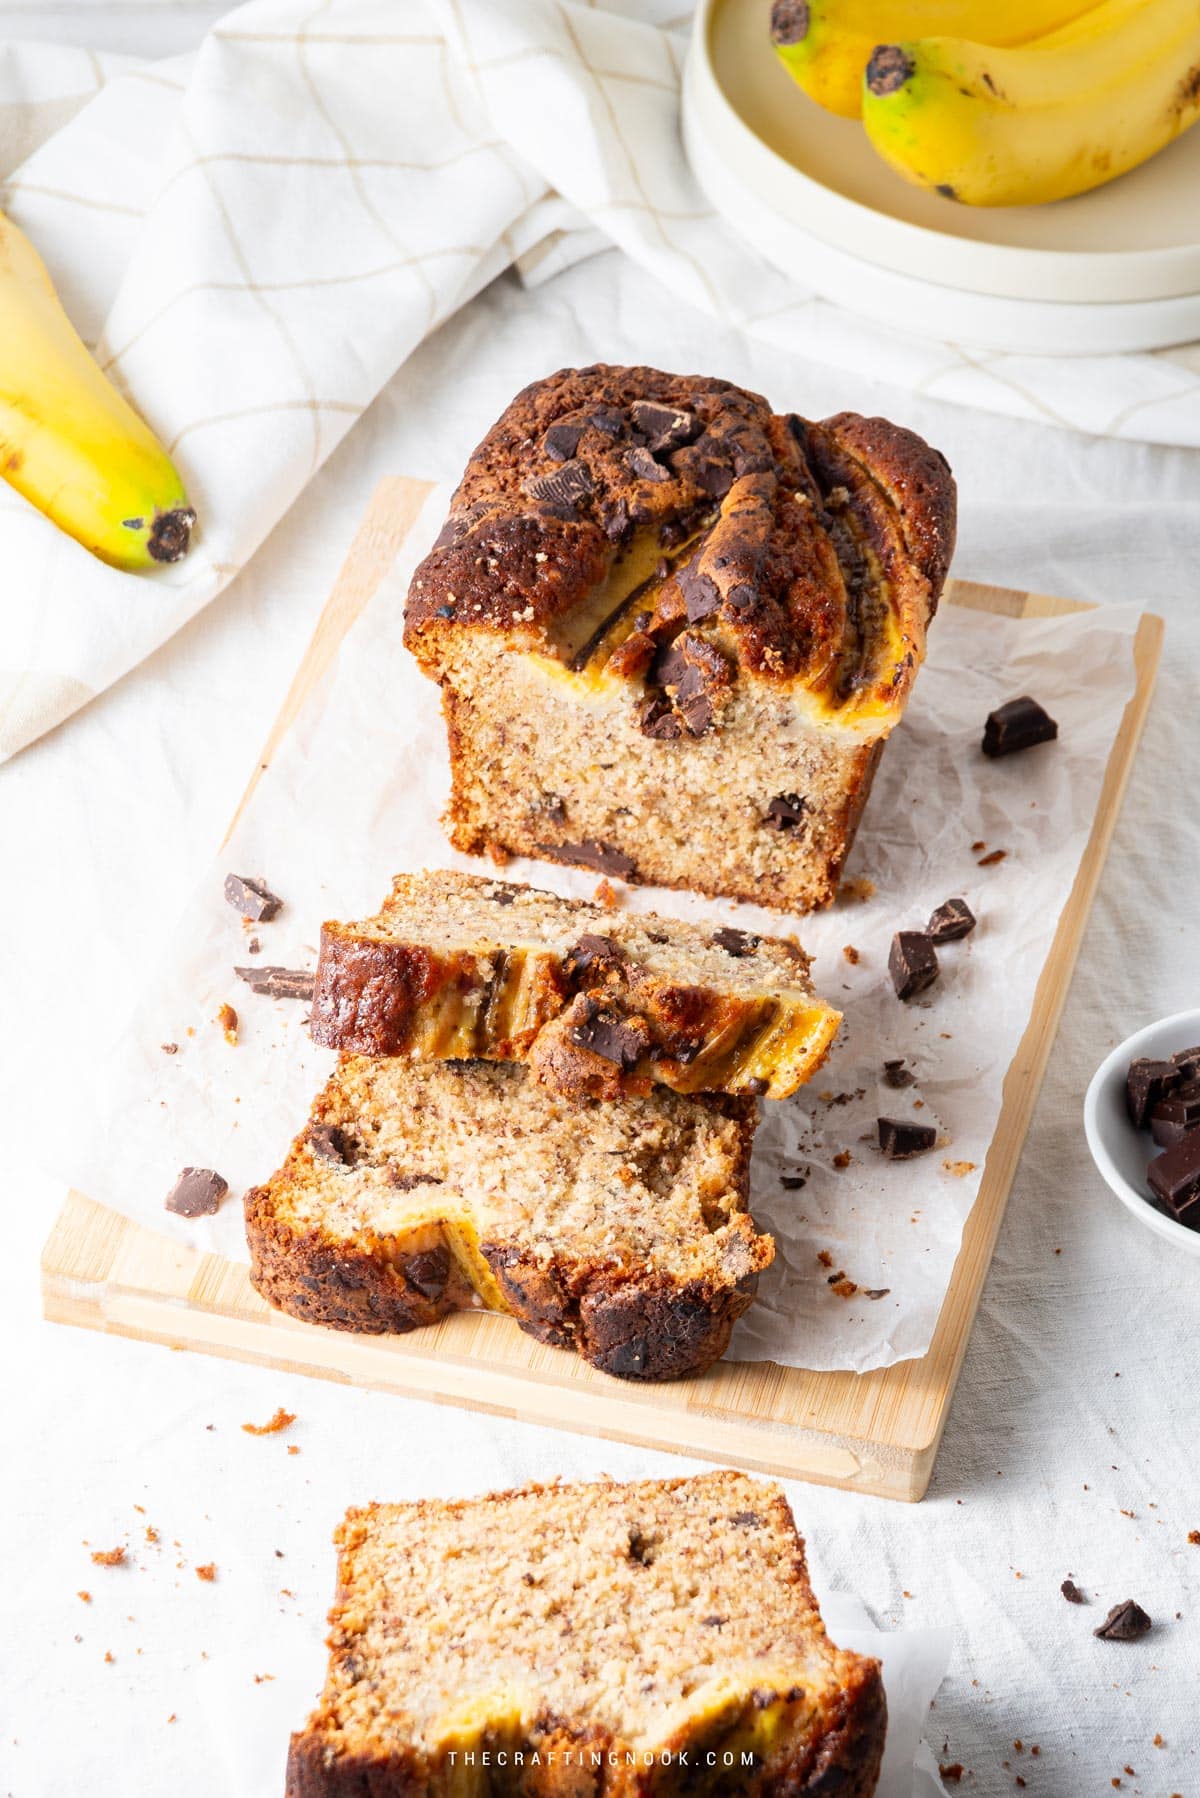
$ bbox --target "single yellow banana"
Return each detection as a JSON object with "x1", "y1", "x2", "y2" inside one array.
[
  {"x1": 768, "y1": 0, "x2": 1097, "y2": 120},
  {"x1": 0, "y1": 209, "x2": 195, "y2": 570},
  {"x1": 860, "y1": 0, "x2": 1200, "y2": 206}
]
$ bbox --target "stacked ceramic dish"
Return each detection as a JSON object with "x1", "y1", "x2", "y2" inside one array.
[{"x1": 683, "y1": 0, "x2": 1200, "y2": 355}]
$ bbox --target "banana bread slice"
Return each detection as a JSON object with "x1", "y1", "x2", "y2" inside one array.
[
  {"x1": 310, "y1": 870, "x2": 840, "y2": 1100},
  {"x1": 286, "y1": 1469, "x2": 886, "y2": 1797},
  {"x1": 405, "y1": 363, "x2": 955, "y2": 912},
  {"x1": 245, "y1": 1056, "x2": 767, "y2": 1380}
]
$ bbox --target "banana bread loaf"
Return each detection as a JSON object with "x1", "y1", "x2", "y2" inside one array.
[
  {"x1": 245, "y1": 1055, "x2": 767, "y2": 1380},
  {"x1": 287, "y1": 1469, "x2": 886, "y2": 1796},
  {"x1": 405, "y1": 364, "x2": 955, "y2": 912},
  {"x1": 310, "y1": 870, "x2": 840, "y2": 1100}
]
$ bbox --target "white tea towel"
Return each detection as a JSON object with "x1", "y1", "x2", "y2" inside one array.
[{"x1": 1, "y1": 0, "x2": 1197, "y2": 767}]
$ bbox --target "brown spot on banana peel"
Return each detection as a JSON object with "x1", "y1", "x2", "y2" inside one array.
[
  {"x1": 769, "y1": 0, "x2": 808, "y2": 46},
  {"x1": 146, "y1": 505, "x2": 196, "y2": 563},
  {"x1": 935, "y1": 184, "x2": 959, "y2": 200},
  {"x1": 866, "y1": 45, "x2": 914, "y2": 97}
]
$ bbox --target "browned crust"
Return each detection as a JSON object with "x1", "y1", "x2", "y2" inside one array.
[
  {"x1": 311, "y1": 901, "x2": 836, "y2": 1095},
  {"x1": 404, "y1": 364, "x2": 955, "y2": 706},
  {"x1": 245, "y1": 1090, "x2": 765, "y2": 1384},
  {"x1": 823, "y1": 410, "x2": 956, "y2": 606}
]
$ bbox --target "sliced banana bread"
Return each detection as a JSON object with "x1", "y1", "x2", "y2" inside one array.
[
  {"x1": 405, "y1": 363, "x2": 955, "y2": 912},
  {"x1": 310, "y1": 870, "x2": 840, "y2": 1100},
  {"x1": 286, "y1": 1469, "x2": 886, "y2": 1797},
  {"x1": 245, "y1": 1056, "x2": 767, "y2": 1380}
]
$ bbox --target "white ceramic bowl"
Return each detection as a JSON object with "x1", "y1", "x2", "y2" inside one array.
[
  {"x1": 1083, "y1": 1009, "x2": 1200, "y2": 1259},
  {"x1": 683, "y1": 0, "x2": 1200, "y2": 354}
]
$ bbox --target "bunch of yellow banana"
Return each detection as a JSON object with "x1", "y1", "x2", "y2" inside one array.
[
  {"x1": 770, "y1": 0, "x2": 1200, "y2": 207},
  {"x1": 0, "y1": 209, "x2": 195, "y2": 570},
  {"x1": 769, "y1": 0, "x2": 1094, "y2": 120}
]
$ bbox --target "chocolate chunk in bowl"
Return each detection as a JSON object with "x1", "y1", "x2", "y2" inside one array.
[
  {"x1": 1125, "y1": 1057, "x2": 1180, "y2": 1130},
  {"x1": 1147, "y1": 1127, "x2": 1200, "y2": 1230}
]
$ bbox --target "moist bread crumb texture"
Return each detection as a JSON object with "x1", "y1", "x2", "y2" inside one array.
[
  {"x1": 311, "y1": 870, "x2": 841, "y2": 1100},
  {"x1": 245, "y1": 1056, "x2": 767, "y2": 1381},
  {"x1": 286, "y1": 1469, "x2": 887, "y2": 1796},
  {"x1": 405, "y1": 364, "x2": 955, "y2": 912}
]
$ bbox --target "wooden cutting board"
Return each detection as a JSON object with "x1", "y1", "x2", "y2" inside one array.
[{"x1": 40, "y1": 478, "x2": 1163, "y2": 1501}]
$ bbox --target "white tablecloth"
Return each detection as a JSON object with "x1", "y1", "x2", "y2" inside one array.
[{"x1": 3, "y1": 11, "x2": 1200, "y2": 1798}]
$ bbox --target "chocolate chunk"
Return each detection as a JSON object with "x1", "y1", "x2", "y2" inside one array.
[
  {"x1": 1094, "y1": 1599, "x2": 1152, "y2": 1641},
  {"x1": 402, "y1": 1246, "x2": 451, "y2": 1300},
  {"x1": 883, "y1": 1059, "x2": 915, "y2": 1089},
  {"x1": 770, "y1": 0, "x2": 809, "y2": 45},
  {"x1": 676, "y1": 689, "x2": 713, "y2": 738},
  {"x1": 863, "y1": 1288, "x2": 891, "y2": 1300},
  {"x1": 1061, "y1": 1578, "x2": 1087, "y2": 1605},
  {"x1": 542, "y1": 422, "x2": 583, "y2": 462},
  {"x1": 693, "y1": 457, "x2": 733, "y2": 499},
  {"x1": 538, "y1": 839, "x2": 636, "y2": 880},
  {"x1": 889, "y1": 931, "x2": 939, "y2": 1001},
  {"x1": 1146, "y1": 1127, "x2": 1200, "y2": 1230},
  {"x1": 763, "y1": 793, "x2": 807, "y2": 832},
  {"x1": 1126, "y1": 1058, "x2": 1181, "y2": 1129},
  {"x1": 727, "y1": 581, "x2": 758, "y2": 611},
  {"x1": 165, "y1": 1167, "x2": 227, "y2": 1218},
  {"x1": 387, "y1": 1171, "x2": 445, "y2": 1192},
  {"x1": 309, "y1": 1124, "x2": 355, "y2": 1166},
  {"x1": 1150, "y1": 1081, "x2": 1200, "y2": 1147},
  {"x1": 235, "y1": 965, "x2": 315, "y2": 1001},
  {"x1": 224, "y1": 874, "x2": 282, "y2": 922},
  {"x1": 589, "y1": 406, "x2": 624, "y2": 437},
  {"x1": 567, "y1": 998, "x2": 650, "y2": 1070},
  {"x1": 730, "y1": 1510, "x2": 763, "y2": 1528},
  {"x1": 676, "y1": 559, "x2": 721, "y2": 622},
  {"x1": 638, "y1": 694, "x2": 683, "y2": 740},
  {"x1": 712, "y1": 926, "x2": 760, "y2": 958},
  {"x1": 928, "y1": 898, "x2": 976, "y2": 943},
  {"x1": 564, "y1": 934, "x2": 625, "y2": 983},
  {"x1": 780, "y1": 1174, "x2": 807, "y2": 1190},
  {"x1": 982, "y1": 696, "x2": 1058, "y2": 758},
  {"x1": 1172, "y1": 1044, "x2": 1200, "y2": 1080},
  {"x1": 524, "y1": 458, "x2": 592, "y2": 510},
  {"x1": 878, "y1": 1117, "x2": 937, "y2": 1159},
  {"x1": 626, "y1": 445, "x2": 671, "y2": 484},
  {"x1": 743, "y1": 1077, "x2": 769, "y2": 1096},
  {"x1": 605, "y1": 496, "x2": 631, "y2": 541},
  {"x1": 630, "y1": 400, "x2": 697, "y2": 452}
]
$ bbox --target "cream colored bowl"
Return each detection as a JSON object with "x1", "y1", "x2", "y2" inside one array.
[{"x1": 683, "y1": 0, "x2": 1200, "y2": 353}]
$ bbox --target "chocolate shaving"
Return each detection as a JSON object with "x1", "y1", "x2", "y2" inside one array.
[
  {"x1": 235, "y1": 965, "x2": 315, "y2": 1000},
  {"x1": 224, "y1": 874, "x2": 282, "y2": 922}
]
